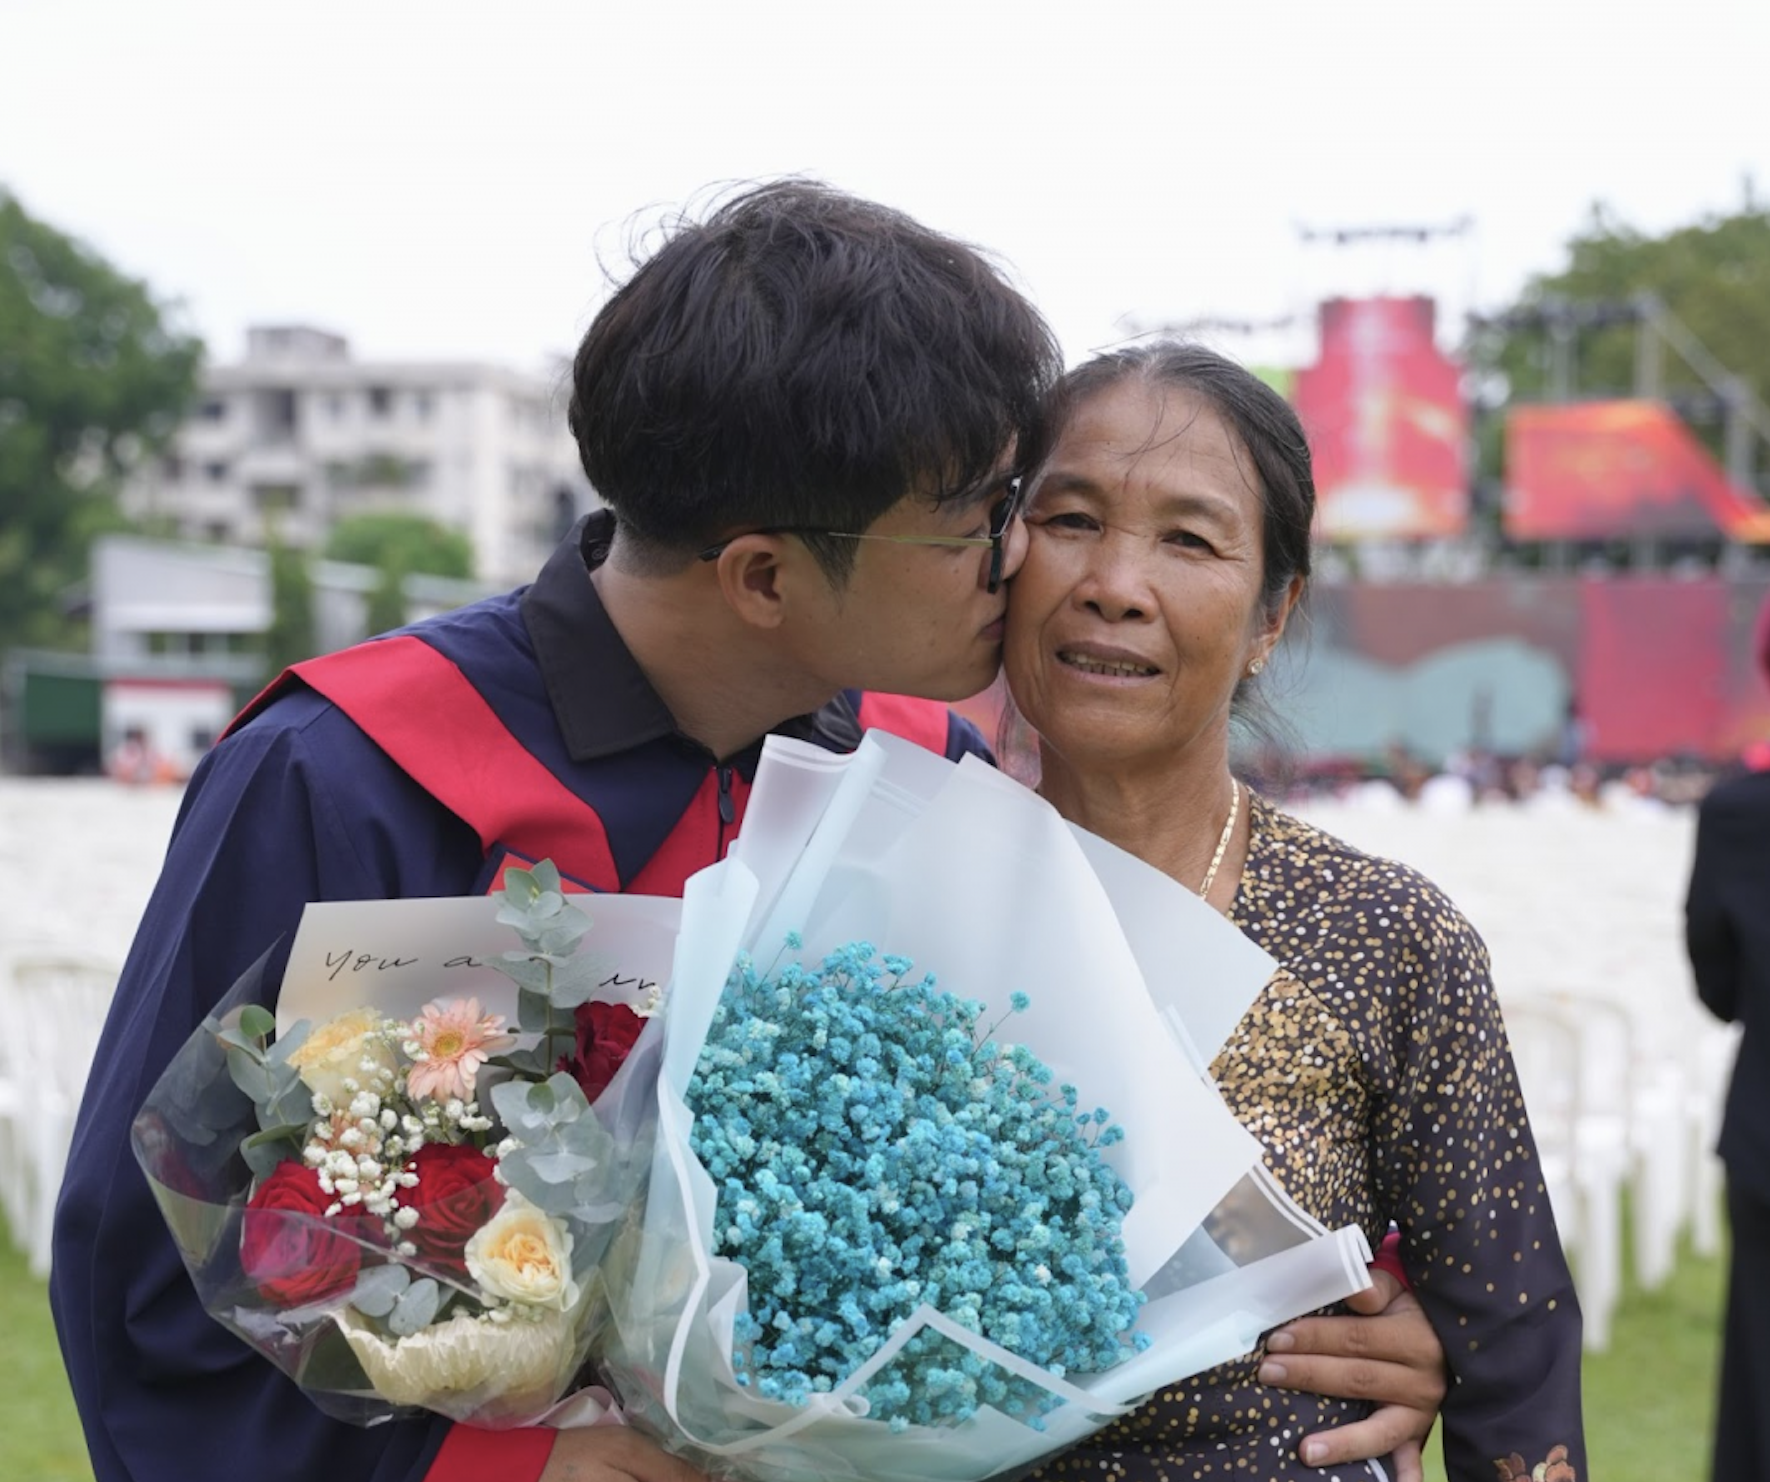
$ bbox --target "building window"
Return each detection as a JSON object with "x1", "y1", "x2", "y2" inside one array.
[
  {"x1": 200, "y1": 397, "x2": 227, "y2": 421},
  {"x1": 253, "y1": 483, "x2": 299, "y2": 512},
  {"x1": 258, "y1": 387, "x2": 297, "y2": 442},
  {"x1": 324, "y1": 393, "x2": 344, "y2": 420},
  {"x1": 357, "y1": 452, "x2": 411, "y2": 488},
  {"x1": 205, "y1": 460, "x2": 230, "y2": 483},
  {"x1": 413, "y1": 389, "x2": 434, "y2": 421},
  {"x1": 367, "y1": 386, "x2": 393, "y2": 418}
]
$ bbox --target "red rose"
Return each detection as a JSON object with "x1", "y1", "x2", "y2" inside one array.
[
  {"x1": 400, "y1": 1143, "x2": 505, "y2": 1276},
  {"x1": 557, "y1": 1001, "x2": 645, "y2": 1103},
  {"x1": 241, "y1": 1162, "x2": 374, "y2": 1308}
]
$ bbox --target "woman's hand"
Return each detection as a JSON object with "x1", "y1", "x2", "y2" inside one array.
[
  {"x1": 539, "y1": 1428, "x2": 711, "y2": 1482},
  {"x1": 1256, "y1": 1270, "x2": 1448, "y2": 1482}
]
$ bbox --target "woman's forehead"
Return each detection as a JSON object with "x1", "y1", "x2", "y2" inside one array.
[{"x1": 1045, "y1": 382, "x2": 1256, "y2": 502}]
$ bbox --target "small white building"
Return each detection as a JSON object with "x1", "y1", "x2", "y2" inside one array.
[
  {"x1": 70, "y1": 535, "x2": 495, "y2": 780},
  {"x1": 121, "y1": 325, "x2": 593, "y2": 586}
]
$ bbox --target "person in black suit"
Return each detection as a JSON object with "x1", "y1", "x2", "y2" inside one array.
[{"x1": 1687, "y1": 740, "x2": 1770, "y2": 1481}]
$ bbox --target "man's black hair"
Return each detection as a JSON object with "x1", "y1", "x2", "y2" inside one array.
[{"x1": 568, "y1": 179, "x2": 1062, "y2": 579}]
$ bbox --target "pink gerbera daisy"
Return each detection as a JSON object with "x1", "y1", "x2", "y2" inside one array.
[{"x1": 405, "y1": 998, "x2": 515, "y2": 1104}]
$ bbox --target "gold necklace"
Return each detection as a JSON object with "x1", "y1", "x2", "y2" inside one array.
[{"x1": 1197, "y1": 778, "x2": 1241, "y2": 900}]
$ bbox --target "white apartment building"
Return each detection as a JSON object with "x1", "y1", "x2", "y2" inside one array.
[{"x1": 122, "y1": 325, "x2": 594, "y2": 585}]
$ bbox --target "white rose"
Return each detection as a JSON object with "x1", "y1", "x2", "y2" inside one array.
[
  {"x1": 287, "y1": 1008, "x2": 399, "y2": 1106},
  {"x1": 464, "y1": 1194, "x2": 580, "y2": 1312},
  {"x1": 334, "y1": 1307, "x2": 575, "y2": 1422}
]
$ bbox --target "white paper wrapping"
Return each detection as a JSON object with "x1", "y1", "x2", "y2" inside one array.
[{"x1": 599, "y1": 733, "x2": 1373, "y2": 1482}]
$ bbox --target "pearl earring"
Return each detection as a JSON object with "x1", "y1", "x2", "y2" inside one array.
[{"x1": 1248, "y1": 657, "x2": 1265, "y2": 676}]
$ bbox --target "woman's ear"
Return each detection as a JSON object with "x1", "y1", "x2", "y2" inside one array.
[
  {"x1": 709, "y1": 536, "x2": 791, "y2": 632},
  {"x1": 1255, "y1": 574, "x2": 1305, "y2": 659}
]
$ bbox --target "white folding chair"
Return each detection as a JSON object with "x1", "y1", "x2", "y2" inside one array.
[
  {"x1": 1686, "y1": 1021, "x2": 1740, "y2": 1259},
  {"x1": 0, "y1": 954, "x2": 118, "y2": 1277},
  {"x1": 1541, "y1": 988, "x2": 1695, "y2": 1295}
]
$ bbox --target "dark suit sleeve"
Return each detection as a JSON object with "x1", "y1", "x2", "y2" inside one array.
[
  {"x1": 1688, "y1": 789, "x2": 1744, "y2": 1023},
  {"x1": 945, "y1": 709, "x2": 997, "y2": 764},
  {"x1": 50, "y1": 699, "x2": 486, "y2": 1482}
]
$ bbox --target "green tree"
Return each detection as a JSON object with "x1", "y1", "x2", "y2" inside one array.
[
  {"x1": 1468, "y1": 196, "x2": 1770, "y2": 486},
  {"x1": 263, "y1": 526, "x2": 317, "y2": 675},
  {"x1": 0, "y1": 189, "x2": 202, "y2": 655},
  {"x1": 324, "y1": 511, "x2": 474, "y2": 580},
  {"x1": 364, "y1": 558, "x2": 409, "y2": 637}
]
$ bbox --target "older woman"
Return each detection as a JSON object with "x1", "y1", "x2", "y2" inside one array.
[{"x1": 1013, "y1": 344, "x2": 1585, "y2": 1482}]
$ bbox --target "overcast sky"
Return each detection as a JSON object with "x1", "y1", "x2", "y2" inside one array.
[{"x1": 5, "y1": 0, "x2": 1767, "y2": 377}]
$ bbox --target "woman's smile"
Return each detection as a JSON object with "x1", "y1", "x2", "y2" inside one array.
[{"x1": 1055, "y1": 644, "x2": 1162, "y2": 680}]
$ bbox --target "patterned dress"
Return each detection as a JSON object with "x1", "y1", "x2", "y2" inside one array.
[{"x1": 1036, "y1": 793, "x2": 1586, "y2": 1482}]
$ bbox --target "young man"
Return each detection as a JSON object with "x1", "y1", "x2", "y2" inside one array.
[{"x1": 52, "y1": 180, "x2": 1440, "y2": 1482}]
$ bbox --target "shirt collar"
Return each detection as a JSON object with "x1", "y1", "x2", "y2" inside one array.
[{"x1": 520, "y1": 511, "x2": 863, "y2": 766}]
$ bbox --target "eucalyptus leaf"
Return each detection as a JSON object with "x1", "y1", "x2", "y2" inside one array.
[
  {"x1": 531, "y1": 910, "x2": 592, "y2": 955},
  {"x1": 570, "y1": 1190, "x2": 635, "y2": 1225},
  {"x1": 499, "y1": 956, "x2": 552, "y2": 997},
  {"x1": 515, "y1": 983, "x2": 553, "y2": 1032},
  {"x1": 351, "y1": 1264, "x2": 412, "y2": 1318},
  {"x1": 238, "y1": 1004, "x2": 277, "y2": 1041},
  {"x1": 542, "y1": 1070, "x2": 589, "y2": 1109},
  {"x1": 544, "y1": 955, "x2": 604, "y2": 1009},
  {"x1": 559, "y1": 1112, "x2": 616, "y2": 1160},
  {"x1": 225, "y1": 1051, "x2": 272, "y2": 1104},
  {"x1": 217, "y1": 1028, "x2": 266, "y2": 1059},
  {"x1": 240, "y1": 1137, "x2": 289, "y2": 1180},
  {"x1": 242, "y1": 1123, "x2": 308, "y2": 1154},
  {"x1": 487, "y1": 1047, "x2": 545, "y2": 1078},
  {"x1": 525, "y1": 1148, "x2": 599, "y2": 1183},
  {"x1": 495, "y1": 1156, "x2": 579, "y2": 1215},
  {"x1": 265, "y1": 1021, "x2": 312, "y2": 1067},
  {"x1": 260, "y1": 1062, "x2": 315, "y2": 1128},
  {"x1": 388, "y1": 1276, "x2": 442, "y2": 1337}
]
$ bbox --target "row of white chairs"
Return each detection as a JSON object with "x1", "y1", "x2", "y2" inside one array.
[
  {"x1": 0, "y1": 953, "x2": 118, "y2": 1277},
  {"x1": 0, "y1": 936, "x2": 1729, "y2": 1361},
  {"x1": 1504, "y1": 986, "x2": 1736, "y2": 1351}
]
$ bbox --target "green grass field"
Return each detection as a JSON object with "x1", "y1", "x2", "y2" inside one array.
[
  {"x1": 3, "y1": 1232, "x2": 95, "y2": 1482},
  {"x1": 4, "y1": 1220, "x2": 1728, "y2": 1482}
]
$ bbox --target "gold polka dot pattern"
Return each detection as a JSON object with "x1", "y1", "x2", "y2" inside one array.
[{"x1": 1033, "y1": 792, "x2": 1585, "y2": 1481}]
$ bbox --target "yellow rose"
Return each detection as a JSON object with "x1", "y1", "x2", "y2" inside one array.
[
  {"x1": 288, "y1": 1007, "x2": 398, "y2": 1106},
  {"x1": 465, "y1": 1194, "x2": 580, "y2": 1312}
]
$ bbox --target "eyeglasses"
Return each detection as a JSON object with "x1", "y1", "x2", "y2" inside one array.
[{"x1": 698, "y1": 478, "x2": 1027, "y2": 594}]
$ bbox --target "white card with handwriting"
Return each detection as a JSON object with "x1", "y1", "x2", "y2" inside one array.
[{"x1": 275, "y1": 892, "x2": 684, "y2": 1040}]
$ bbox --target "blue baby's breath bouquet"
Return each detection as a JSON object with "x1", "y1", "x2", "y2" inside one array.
[
  {"x1": 690, "y1": 939, "x2": 1147, "y2": 1428},
  {"x1": 589, "y1": 733, "x2": 1378, "y2": 1482}
]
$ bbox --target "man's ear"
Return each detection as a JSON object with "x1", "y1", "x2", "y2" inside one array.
[{"x1": 709, "y1": 535, "x2": 791, "y2": 631}]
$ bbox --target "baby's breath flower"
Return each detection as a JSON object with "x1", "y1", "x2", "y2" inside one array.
[{"x1": 687, "y1": 937, "x2": 1142, "y2": 1428}]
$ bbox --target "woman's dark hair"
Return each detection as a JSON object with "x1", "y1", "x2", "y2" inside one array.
[
  {"x1": 568, "y1": 179, "x2": 1062, "y2": 580},
  {"x1": 1043, "y1": 340, "x2": 1314, "y2": 619}
]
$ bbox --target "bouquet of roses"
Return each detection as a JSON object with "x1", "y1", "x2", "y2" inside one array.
[
  {"x1": 588, "y1": 733, "x2": 1377, "y2": 1482},
  {"x1": 131, "y1": 863, "x2": 681, "y2": 1429}
]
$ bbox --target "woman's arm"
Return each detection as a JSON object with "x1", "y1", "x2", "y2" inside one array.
[{"x1": 1380, "y1": 894, "x2": 1587, "y2": 1479}]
